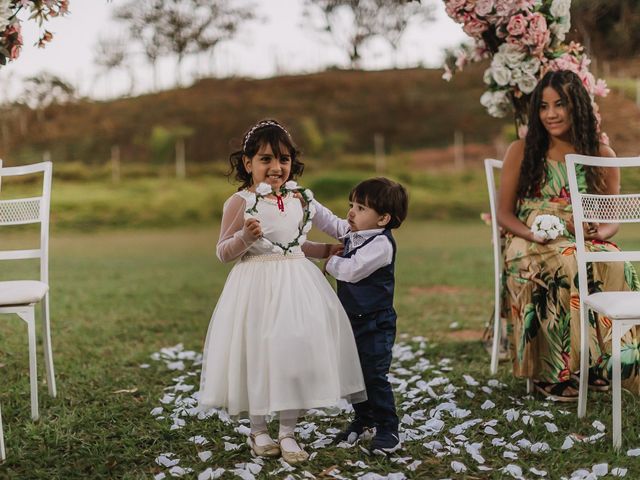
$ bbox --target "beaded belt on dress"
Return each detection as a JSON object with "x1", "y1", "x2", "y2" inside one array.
[{"x1": 241, "y1": 252, "x2": 306, "y2": 262}]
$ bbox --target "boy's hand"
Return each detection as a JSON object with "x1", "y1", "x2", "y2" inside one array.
[{"x1": 243, "y1": 218, "x2": 262, "y2": 240}]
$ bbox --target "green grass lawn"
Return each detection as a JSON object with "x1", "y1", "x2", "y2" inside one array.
[{"x1": 0, "y1": 222, "x2": 639, "y2": 479}]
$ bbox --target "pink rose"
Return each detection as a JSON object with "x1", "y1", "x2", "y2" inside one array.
[
  {"x1": 593, "y1": 79, "x2": 610, "y2": 97},
  {"x1": 475, "y1": 0, "x2": 494, "y2": 17},
  {"x1": 527, "y1": 13, "x2": 548, "y2": 36},
  {"x1": 506, "y1": 14, "x2": 527, "y2": 36},
  {"x1": 10, "y1": 44, "x2": 20, "y2": 60},
  {"x1": 445, "y1": 0, "x2": 467, "y2": 17},
  {"x1": 463, "y1": 18, "x2": 488, "y2": 37}
]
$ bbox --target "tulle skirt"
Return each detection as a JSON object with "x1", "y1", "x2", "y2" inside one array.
[{"x1": 199, "y1": 253, "x2": 367, "y2": 416}]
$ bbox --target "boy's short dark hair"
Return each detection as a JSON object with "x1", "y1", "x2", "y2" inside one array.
[{"x1": 349, "y1": 177, "x2": 408, "y2": 229}]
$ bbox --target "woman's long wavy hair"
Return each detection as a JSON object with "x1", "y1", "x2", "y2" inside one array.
[
  {"x1": 517, "y1": 70, "x2": 605, "y2": 200},
  {"x1": 228, "y1": 119, "x2": 304, "y2": 191}
]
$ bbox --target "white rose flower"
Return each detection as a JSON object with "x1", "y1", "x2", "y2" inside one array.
[
  {"x1": 518, "y1": 73, "x2": 538, "y2": 94},
  {"x1": 521, "y1": 57, "x2": 541, "y2": 76},
  {"x1": 244, "y1": 194, "x2": 257, "y2": 212},
  {"x1": 499, "y1": 43, "x2": 527, "y2": 68},
  {"x1": 255, "y1": 182, "x2": 273, "y2": 196},
  {"x1": 550, "y1": 17, "x2": 571, "y2": 42},
  {"x1": 531, "y1": 214, "x2": 564, "y2": 240},
  {"x1": 284, "y1": 180, "x2": 298, "y2": 190},
  {"x1": 302, "y1": 222, "x2": 312, "y2": 234},
  {"x1": 491, "y1": 64, "x2": 512, "y2": 87},
  {"x1": 483, "y1": 67, "x2": 493, "y2": 85},
  {"x1": 303, "y1": 189, "x2": 314, "y2": 202},
  {"x1": 510, "y1": 68, "x2": 524, "y2": 85},
  {"x1": 480, "y1": 90, "x2": 494, "y2": 108},
  {"x1": 0, "y1": 0, "x2": 12, "y2": 31},
  {"x1": 308, "y1": 203, "x2": 316, "y2": 219},
  {"x1": 550, "y1": 0, "x2": 571, "y2": 18}
]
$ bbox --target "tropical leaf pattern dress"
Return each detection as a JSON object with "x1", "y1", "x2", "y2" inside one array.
[{"x1": 503, "y1": 158, "x2": 640, "y2": 393}]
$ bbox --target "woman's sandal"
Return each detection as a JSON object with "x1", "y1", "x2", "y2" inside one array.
[
  {"x1": 246, "y1": 431, "x2": 281, "y2": 458},
  {"x1": 533, "y1": 380, "x2": 579, "y2": 403},
  {"x1": 278, "y1": 433, "x2": 309, "y2": 464},
  {"x1": 571, "y1": 370, "x2": 611, "y2": 392}
]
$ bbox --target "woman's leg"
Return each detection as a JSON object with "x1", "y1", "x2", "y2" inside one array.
[{"x1": 250, "y1": 415, "x2": 276, "y2": 446}]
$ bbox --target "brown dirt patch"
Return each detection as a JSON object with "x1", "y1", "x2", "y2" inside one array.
[
  {"x1": 409, "y1": 285, "x2": 467, "y2": 295},
  {"x1": 444, "y1": 328, "x2": 485, "y2": 342}
]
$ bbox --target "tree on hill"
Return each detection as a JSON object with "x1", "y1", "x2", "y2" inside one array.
[
  {"x1": 303, "y1": 0, "x2": 435, "y2": 69},
  {"x1": 114, "y1": 0, "x2": 255, "y2": 88},
  {"x1": 19, "y1": 72, "x2": 75, "y2": 122},
  {"x1": 94, "y1": 36, "x2": 134, "y2": 98}
]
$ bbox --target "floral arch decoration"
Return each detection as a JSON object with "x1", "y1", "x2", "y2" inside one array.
[{"x1": 442, "y1": 0, "x2": 609, "y2": 142}]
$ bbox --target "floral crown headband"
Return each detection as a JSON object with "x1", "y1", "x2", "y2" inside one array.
[{"x1": 242, "y1": 120, "x2": 291, "y2": 152}]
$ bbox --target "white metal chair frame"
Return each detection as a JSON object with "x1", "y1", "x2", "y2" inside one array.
[
  {"x1": 0, "y1": 158, "x2": 4, "y2": 463},
  {"x1": 484, "y1": 159, "x2": 532, "y2": 394},
  {"x1": 566, "y1": 153, "x2": 640, "y2": 450},
  {"x1": 0, "y1": 161, "x2": 56, "y2": 425}
]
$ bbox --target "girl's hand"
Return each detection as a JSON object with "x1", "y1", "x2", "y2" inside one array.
[
  {"x1": 243, "y1": 218, "x2": 262, "y2": 240},
  {"x1": 326, "y1": 243, "x2": 344, "y2": 257},
  {"x1": 530, "y1": 232, "x2": 549, "y2": 244},
  {"x1": 293, "y1": 191, "x2": 308, "y2": 208}
]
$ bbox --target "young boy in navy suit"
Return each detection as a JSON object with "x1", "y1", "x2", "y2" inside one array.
[{"x1": 312, "y1": 177, "x2": 408, "y2": 453}]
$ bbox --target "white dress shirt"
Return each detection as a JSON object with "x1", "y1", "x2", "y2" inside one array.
[{"x1": 312, "y1": 200, "x2": 394, "y2": 283}]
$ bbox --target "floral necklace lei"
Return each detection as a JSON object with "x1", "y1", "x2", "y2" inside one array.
[{"x1": 244, "y1": 181, "x2": 316, "y2": 255}]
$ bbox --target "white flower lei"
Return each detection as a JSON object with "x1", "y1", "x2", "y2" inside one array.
[{"x1": 244, "y1": 181, "x2": 316, "y2": 255}]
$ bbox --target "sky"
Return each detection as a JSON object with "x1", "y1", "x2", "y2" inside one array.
[{"x1": 0, "y1": 0, "x2": 468, "y2": 100}]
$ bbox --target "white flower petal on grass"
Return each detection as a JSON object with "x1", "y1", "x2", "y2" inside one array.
[
  {"x1": 522, "y1": 415, "x2": 533, "y2": 425},
  {"x1": 155, "y1": 454, "x2": 180, "y2": 467},
  {"x1": 592, "y1": 420, "x2": 606, "y2": 432},
  {"x1": 562, "y1": 436, "x2": 575, "y2": 449},
  {"x1": 627, "y1": 448, "x2": 640, "y2": 456},
  {"x1": 451, "y1": 461, "x2": 467, "y2": 473},
  {"x1": 544, "y1": 422, "x2": 558, "y2": 433},
  {"x1": 168, "y1": 466, "x2": 189, "y2": 477},
  {"x1": 198, "y1": 451, "x2": 212, "y2": 462},
  {"x1": 484, "y1": 426, "x2": 498, "y2": 435},
  {"x1": 139, "y1": 363, "x2": 150, "y2": 368},
  {"x1": 504, "y1": 409, "x2": 520, "y2": 422},
  {"x1": 592, "y1": 464, "x2": 608, "y2": 477},
  {"x1": 151, "y1": 407, "x2": 163, "y2": 416},
  {"x1": 188, "y1": 435, "x2": 208, "y2": 445},
  {"x1": 502, "y1": 464, "x2": 523, "y2": 478},
  {"x1": 407, "y1": 460, "x2": 422, "y2": 471},
  {"x1": 611, "y1": 467, "x2": 628, "y2": 477},
  {"x1": 530, "y1": 442, "x2": 550, "y2": 453},
  {"x1": 231, "y1": 469, "x2": 256, "y2": 480},
  {"x1": 481, "y1": 400, "x2": 495, "y2": 410},
  {"x1": 224, "y1": 442, "x2": 241, "y2": 451},
  {"x1": 530, "y1": 467, "x2": 547, "y2": 476},
  {"x1": 166, "y1": 361, "x2": 185, "y2": 371},
  {"x1": 569, "y1": 469, "x2": 591, "y2": 479},
  {"x1": 155, "y1": 474, "x2": 166, "y2": 480},
  {"x1": 401, "y1": 413, "x2": 414, "y2": 425},
  {"x1": 583, "y1": 432, "x2": 605, "y2": 443},
  {"x1": 463, "y1": 375, "x2": 479, "y2": 386},
  {"x1": 510, "y1": 430, "x2": 523, "y2": 439},
  {"x1": 503, "y1": 451, "x2": 518, "y2": 460}
]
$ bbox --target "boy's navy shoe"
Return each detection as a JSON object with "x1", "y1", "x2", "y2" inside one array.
[
  {"x1": 371, "y1": 430, "x2": 401, "y2": 454},
  {"x1": 334, "y1": 420, "x2": 374, "y2": 444}
]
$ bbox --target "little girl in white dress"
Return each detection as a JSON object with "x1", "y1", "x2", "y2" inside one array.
[{"x1": 199, "y1": 119, "x2": 366, "y2": 464}]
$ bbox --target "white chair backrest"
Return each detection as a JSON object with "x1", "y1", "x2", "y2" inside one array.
[
  {"x1": 566, "y1": 154, "x2": 640, "y2": 300},
  {"x1": 0, "y1": 162, "x2": 53, "y2": 284}
]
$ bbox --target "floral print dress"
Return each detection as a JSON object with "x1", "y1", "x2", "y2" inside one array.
[{"x1": 503, "y1": 158, "x2": 640, "y2": 393}]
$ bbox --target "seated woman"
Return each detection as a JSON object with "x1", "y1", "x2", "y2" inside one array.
[{"x1": 497, "y1": 69, "x2": 640, "y2": 402}]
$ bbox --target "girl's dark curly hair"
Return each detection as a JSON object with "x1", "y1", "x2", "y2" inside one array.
[
  {"x1": 228, "y1": 119, "x2": 304, "y2": 191},
  {"x1": 517, "y1": 70, "x2": 605, "y2": 200}
]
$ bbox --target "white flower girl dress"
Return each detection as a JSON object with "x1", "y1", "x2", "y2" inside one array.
[{"x1": 199, "y1": 189, "x2": 366, "y2": 416}]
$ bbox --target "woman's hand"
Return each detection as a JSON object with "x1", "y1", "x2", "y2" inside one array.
[
  {"x1": 243, "y1": 218, "x2": 262, "y2": 240},
  {"x1": 566, "y1": 218, "x2": 601, "y2": 240}
]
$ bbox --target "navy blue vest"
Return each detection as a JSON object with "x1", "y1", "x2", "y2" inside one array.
[{"x1": 336, "y1": 229, "x2": 396, "y2": 315}]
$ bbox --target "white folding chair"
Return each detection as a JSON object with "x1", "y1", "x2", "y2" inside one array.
[
  {"x1": 566, "y1": 153, "x2": 640, "y2": 449},
  {"x1": 0, "y1": 399, "x2": 5, "y2": 462},
  {"x1": 484, "y1": 159, "x2": 505, "y2": 375},
  {"x1": 484, "y1": 159, "x2": 532, "y2": 393},
  {"x1": 0, "y1": 161, "x2": 56, "y2": 422}
]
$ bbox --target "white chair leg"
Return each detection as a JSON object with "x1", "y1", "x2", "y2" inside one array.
[
  {"x1": 490, "y1": 303, "x2": 501, "y2": 375},
  {"x1": 612, "y1": 322, "x2": 623, "y2": 450},
  {"x1": 42, "y1": 294, "x2": 57, "y2": 397},
  {"x1": 578, "y1": 306, "x2": 590, "y2": 418},
  {"x1": 18, "y1": 308, "x2": 39, "y2": 421},
  {"x1": 0, "y1": 401, "x2": 5, "y2": 462},
  {"x1": 526, "y1": 378, "x2": 533, "y2": 394}
]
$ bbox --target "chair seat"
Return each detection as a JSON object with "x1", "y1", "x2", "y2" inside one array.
[
  {"x1": 585, "y1": 291, "x2": 640, "y2": 320},
  {"x1": 0, "y1": 281, "x2": 48, "y2": 306}
]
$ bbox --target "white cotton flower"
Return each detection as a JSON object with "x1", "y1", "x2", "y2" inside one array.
[
  {"x1": 550, "y1": 0, "x2": 571, "y2": 18},
  {"x1": 284, "y1": 180, "x2": 298, "y2": 190},
  {"x1": 255, "y1": 182, "x2": 272, "y2": 196},
  {"x1": 532, "y1": 214, "x2": 564, "y2": 240},
  {"x1": 302, "y1": 222, "x2": 312, "y2": 234},
  {"x1": 303, "y1": 188, "x2": 314, "y2": 202},
  {"x1": 521, "y1": 57, "x2": 542, "y2": 76}
]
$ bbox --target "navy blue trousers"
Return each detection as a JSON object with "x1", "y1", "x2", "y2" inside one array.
[{"x1": 349, "y1": 307, "x2": 398, "y2": 432}]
